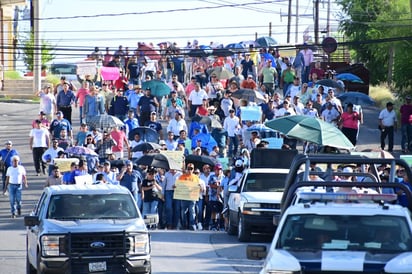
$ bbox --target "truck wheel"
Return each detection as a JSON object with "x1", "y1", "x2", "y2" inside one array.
[
  {"x1": 237, "y1": 214, "x2": 251, "y2": 242},
  {"x1": 26, "y1": 255, "x2": 36, "y2": 274},
  {"x1": 36, "y1": 253, "x2": 45, "y2": 274},
  {"x1": 227, "y1": 215, "x2": 237, "y2": 235}
]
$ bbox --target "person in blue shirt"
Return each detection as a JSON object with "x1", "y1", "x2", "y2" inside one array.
[
  {"x1": 0, "y1": 140, "x2": 19, "y2": 190},
  {"x1": 117, "y1": 160, "x2": 141, "y2": 202},
  {"x1": 127, "y1": 85, "x2": 143, "y2": 117},
  {"x1": 56, "y1": 82, "x2": 76, "y2": 125},
  {"x1": 50, "y1": 111, "x2": 73, "y2": 139},
  {"x1": 124, "y1": 110, "x2": 139, "y2": 140}
]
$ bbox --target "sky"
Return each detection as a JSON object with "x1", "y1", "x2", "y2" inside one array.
[{"x1": 17, "y1": 0, "x2": 342, "y2": 63}]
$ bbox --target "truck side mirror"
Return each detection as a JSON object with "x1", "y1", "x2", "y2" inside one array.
[{"x1": 24, "y1": 216, "x2": 40, "y2": 227}]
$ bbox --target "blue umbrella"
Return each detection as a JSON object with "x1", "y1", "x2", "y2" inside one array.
[
  {"x1": 191, "y1": 133, "x2": 218, "y2": 153},
  {"x1": 142, "y1": 80, "x2": 171, "y2": 97},
  {"x1": 337, "y1": 92, "x2": 375, "y2": 106},
  {"x1": 261, "y1": 53, "x2": 277, "y2": 68},
  {"x1": 336, "y1": 73, "x2": 364, "y2": 83},
  {"x1": 255, "y1": 36, "x2": 277, "y2": 47},
  {"x1": 247, "y1": 124, "x2": 280, "y2": 138}
]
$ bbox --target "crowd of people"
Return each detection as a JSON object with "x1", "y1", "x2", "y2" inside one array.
[{"x1": 1, "y1": 40, "x2": 410, "y2": 225}]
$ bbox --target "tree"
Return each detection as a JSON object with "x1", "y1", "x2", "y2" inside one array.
[
  {"x1": 22, "y1": 32, "x2": 55, "y2": 71},
  {"x1": 337, "y1": 0, "x2": 412, "y2": 92}
]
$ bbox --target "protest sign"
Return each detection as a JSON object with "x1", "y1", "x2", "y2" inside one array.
[
  {"x1": 54, "y1": 158, "x2": 79, "y2": 173},
  {"x1": 77, "y1": 60, "x2": 96, "y2": 76},
  {"x1": 75, "y1": 174, "x2": 93, "y2": 185},
  {"x1": 101, "y1": 66, "x2": 120, "y2": 80},
  {"x1": 173, "y1": 179, "x2": 200, "y2": 201}
]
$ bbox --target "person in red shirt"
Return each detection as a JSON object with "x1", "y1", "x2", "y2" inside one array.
[
  {"x1": 309, "y1": 61, "x2": 325, "y2": 82},
  {"x1": 114, "y1": 70, "x2": 128, "y2": 91},
  {"x1": 400, "y1": 95, "x2": 412, "y2": 152},
  {"x1": 339, "y1": 103, "x2": 361, "y2": 146},
  {"x1": 240, "y1": 74, "x2": 258, "y2": 90},
  {"x1": 110, "y1": 126, "x2": 130, "y2": 160}
]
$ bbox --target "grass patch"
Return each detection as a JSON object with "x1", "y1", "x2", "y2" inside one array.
[
  {"x1": 4, "y1": 71, "x2": 23, "y2": 80},
  {"x1": 369, "y1": 85, "x2": 395, "y2": 109}
]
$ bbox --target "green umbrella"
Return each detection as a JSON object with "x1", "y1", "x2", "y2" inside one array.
[
  {"x1": 265, "y1": 115, "x2": 354, "y2": 150},
  {"x1": 142, "y1": 80, "x2": 171, "y2": 97}
]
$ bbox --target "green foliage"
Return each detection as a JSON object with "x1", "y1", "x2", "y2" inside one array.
[
  {"x1": 22, "y1": 33, "x2": 55, "y2": 71},
  {"x1": 336, "y1": 0, "x2": 412, "y2": 91},
  {"x1": 4, "y1": 71, "x2": 23, "y2": 80}
]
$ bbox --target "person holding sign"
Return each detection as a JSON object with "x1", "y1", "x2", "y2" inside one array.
[{"x1": 174, "y1": 163, "x2": 201, "y2": 231}]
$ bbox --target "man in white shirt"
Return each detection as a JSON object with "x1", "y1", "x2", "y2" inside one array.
[
  {"x1": 188, "y1": 82, "x2": 208, "y2": 117},
  {"x1": 379, "y1": 102, "x2": 397, "y2": 152},
  {"x1": 223, "y1": 109, "x2": 240, "y2": 158},
  {"x1": 167, "y1": 111, "x2": 188, "y2": 138},
  {"x1": 321, "y1": 102, "x2": 341, "y2": 127},
  {"x1": 30, "y1": 120, "x2": 50, "y2": 176}
]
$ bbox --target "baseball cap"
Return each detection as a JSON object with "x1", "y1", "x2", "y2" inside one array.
[
  {"x1": 235, "y1": 159, "x2": 243, "y2": 167},
  {"x1": 406, "y1": 95, "x2": 411, "y2": 100},
  {"x1": 150, "y1": 111, "x2": 157, "y2": 115},
  {"x1": 214, "y1": 163, "x2": 222, "y2": 170},
  {"x1": 159, "y1": 140, "x2": 166, "y2": 145},
  {"x1": 175, "y1": 110, "x2": 182, "y2": 116},
  {"x1": 125, "y1": 160, "x2": 132, "y2": 166},
  {"x1": 170, "y1": 90, "x2": 177, "y2": 93},
  {"x1": 39, "y1": 111, "x2": 46, "y2": 115},
  {"x1": 5, "y1": 140, "x2": 12, "y2": 145},
  {"x1": 342, "y1": 166, "x2": 353, "y2": 173},
  {"x1": 56, "y1": 111, "x2": 63, "y2": 116}
]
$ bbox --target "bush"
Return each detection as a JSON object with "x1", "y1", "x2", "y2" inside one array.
[{"x1": 4, "y1": 71, "x2": 23, "y2": 80}]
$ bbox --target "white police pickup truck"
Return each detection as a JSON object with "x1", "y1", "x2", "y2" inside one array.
[
  {"x1": 247, "y1": 154, "x2": 412, "y2": 274},
  {"x1": 227, "y1": 168, "x2": 290, "y2": 242},
  {"x1": 24, "y1": 184, "x2": 151, "y2": 274}
]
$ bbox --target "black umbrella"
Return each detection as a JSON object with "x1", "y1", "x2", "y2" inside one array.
[
  {"x1": 185, "y1": 154, "x2": 218, "y2": 170},
  {"x1": 136, "y1": 153, "x2": 181, "y2": 170},
  {"x1": 316, "y1": 79, "x2": 343, "y2": 90},
  {"x1": 131, "y1": 142, "x2": 162, "y2": 152},
  {"x1": 231, "y1": 89, "x2": 266, "y2": 103},
  {"x1": 212, "y1": 48, "x2": 234, "y2": 57},
  {"x1": 128, "y1": 127, "x2": 159, "y2": 142}
]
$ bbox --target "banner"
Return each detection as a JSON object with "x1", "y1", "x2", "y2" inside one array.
[
  {"x1": 240, "y1": 106, "x2": 262, "y2": 122},
  {"x1": 53, "y1": 158, "x2": 79, "y2": 173},
  {"x1": 173, "y1": 179, "x2": 200, "y2": 201},
  {"x1": 101, "y1": 66, "x2": 120, "y2": 81},
  {"x1": 75, "y1": 174, "x2": 93, "y2": 185},
  {"x1": 76, "y1": 61, "x2": 96, "y2": 76}
]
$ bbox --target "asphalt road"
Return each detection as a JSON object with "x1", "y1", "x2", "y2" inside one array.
[{"x1": 0, "y1": 101, "x2": 404, "y2": 274}]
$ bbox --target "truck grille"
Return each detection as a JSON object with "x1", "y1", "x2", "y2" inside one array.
[{"x1": 65, "y1": 232, "x2": 130, "y2": 257}]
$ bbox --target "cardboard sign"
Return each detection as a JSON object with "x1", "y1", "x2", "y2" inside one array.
[
  {"x1": 101, "y1": 66, "x2": 120, "y2": 81},
  {"x1": 75, "y1": 174, "x2": 93, "y2": 185},
  {"x1": 53, "y1": 158, "x2": 79, "y2": 173},
  {"x1": 173, "y1": 179, "x2": 200, "y2": 201},
  {"x1": 77, "y1": 60, "x2": 97, "y2": 76},
  {"x1": 240, "y1": 106, "x2": 262, "y2": 122},
  {"x1": 159, "y1": 150, "x2": 184, "y2": 170}
]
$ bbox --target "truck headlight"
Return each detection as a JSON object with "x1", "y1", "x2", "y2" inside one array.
[
  {"x1": 129, "y1": 233, "x2": 149, "y2": 254},
  {"x1": 41, "y1": 235, "x2": 65, "y2": 256},
  {"x1": 242, "y1": 203, "x2": 261, "y2": 215}
]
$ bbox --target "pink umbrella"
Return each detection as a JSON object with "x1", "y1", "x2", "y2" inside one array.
[{"x1": 137, "y1": 43, "x2": 161, "y2": 61}]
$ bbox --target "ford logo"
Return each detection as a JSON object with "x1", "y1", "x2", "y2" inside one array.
[{"x1": 90, "y1": 241, "x2": 105, "y2": 248}]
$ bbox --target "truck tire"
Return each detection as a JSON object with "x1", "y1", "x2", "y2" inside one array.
[
  {"x1": 36, "y1": 253, "x2": 45, "y2": 274},
  {"x1": 237, "y1": 214, "x2": 251, "y2": 242},
  {"x1": 26, "y1": 255, "x2": 36, "y2": 274},
  {"x1": 227, "y1": 215, "x2": 237, "y2": 235}
]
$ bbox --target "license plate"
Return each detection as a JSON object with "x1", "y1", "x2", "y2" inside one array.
[{"x1": 89, "y1": 261, "x2": 107, "y2": 272}]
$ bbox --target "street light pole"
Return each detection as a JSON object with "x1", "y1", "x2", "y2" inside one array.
[{"x1": 32, "y1": 0, "x2": 41, "y2": 92}]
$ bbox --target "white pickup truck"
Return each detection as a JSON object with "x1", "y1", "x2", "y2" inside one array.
[
  {"x1": 247, "y1": 154, "x2": 412, "y2": 273},
  {"x1": 227, "y1": 168, "x2": 290, "y2": 242},
  {"x1": 24, "y1": 184, "x2": 151, "y2": 274}
]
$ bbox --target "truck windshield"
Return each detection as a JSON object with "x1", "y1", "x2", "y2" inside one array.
[
  {"x1": 50, "y1": 64, "x2": 77, "y2": 75},
  {"x1": 277, "y1": 214, "x2": 412, "y2": 253},
  {"x1": 47, "y1": 194, "x2": 139, "y2": 219},
  {"x1": 243, "y1": 173, "x2": 287, "y2": 192}
]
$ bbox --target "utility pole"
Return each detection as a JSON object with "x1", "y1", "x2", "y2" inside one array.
[
  {"x1": 287, "y1": 0, "x2": 292, "y2": 43},
  {"x1": 314, "y1": 0, "x2": 319, "y2": 44},
  {"x1": 326, "y1": 0, "x2": 331, "y2": 37},
  {"x1": 33, "y1": 0, "x2": 41, "y2": 93},
  {"x1": 269, "y1": 22, "x2": 272, "y2": 37},
  {"x1": 295, "y1": 0, "x2": 299, "y2": 43}
]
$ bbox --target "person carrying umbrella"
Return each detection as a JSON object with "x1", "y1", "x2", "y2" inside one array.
[{"x1": 137, "y1": 88, "x2": 159, "y2": 126}]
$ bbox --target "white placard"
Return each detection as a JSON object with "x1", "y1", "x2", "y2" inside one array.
[
  {"x1": 321, "y1": 251, "x2": 365, "y2": 271},
  {"x1": 77, "y1": 61, "x2": 97, "y2": 76}
]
